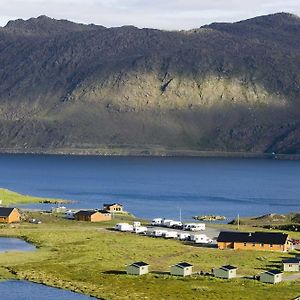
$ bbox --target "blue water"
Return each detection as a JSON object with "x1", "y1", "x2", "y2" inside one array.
[
  {"x1": 0, "y1": 280, "x2": 96, "y2": 299},
  {"x1": 0, "y1": 154, "x2": 300, "y2": 221},
  {"x1": 0, "y1": 237, "x2": 35, "y2": 253}
]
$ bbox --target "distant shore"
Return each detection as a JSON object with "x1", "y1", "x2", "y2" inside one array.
[{"x1": 0, "y1": 147, "x2": 299, "y2": 160}]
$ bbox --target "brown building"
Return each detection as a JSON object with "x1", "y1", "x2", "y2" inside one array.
[
  {"x1": 217, "y1": 231, "x2": 291, "y2": 252},
  {"x1": 74, "y1": 210, "x2": 111, "y2": 222},
  {"x1": 0, "y1": 207, "x2": 21, "y2": 223},
  {"x1": 103, "y1": 203, "x2": 123, "y2": 213}
]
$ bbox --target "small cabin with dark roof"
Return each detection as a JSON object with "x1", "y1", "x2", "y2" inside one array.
[
  {"x1": 170, "y1": 262, "x2": 193, "y2": 277},
  {"x1": 282, "y1": 258, "x2": 300, "y2": 272},
  {"x1": 0, "y1": 207, "x2": 21, "y2": 223},
  {"x1": 127, "y1": 262, "x2": 149, "y2": 275},
  {"x1": 74, "y1": 210, "x2": 111, "y2": 222},
  {"x1": 213, "y1": 265, "x2": 237, "y2": 279},
  {"x1": 260, "y1": 270, "x2": 283, "y2": 284},
  {"x1": 217, "y1": 231, "x2": 291, "y2": 252},
  {"x1": 103, "y1": 203, "x2": 123, "y2": 213}
]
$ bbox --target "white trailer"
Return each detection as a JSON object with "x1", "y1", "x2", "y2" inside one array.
[
  {"x1": 190, "y1": 234, "x2": 212, "y2": 244},
  {"x1": 151, "y1": 229, "x2": 168, "y2": 237},
  {"x1": 133, "y1": 221, "x2": 141, "y2": 228},
  {"x1": 162, "y1": 219, "x2": 174, "y2": 226},
  {"x1": 164, "y1": 220, "x2": 183, "y2": 228},
  {"x1": 134, "y1": 226, "x2": 148, "y2": 234},
  {"x1": 163, "y1": 231, "x2": 178, "y2": 239},
  {"x1": 115, "y1": 223, "x2": 134, "y2": 232},
  {"x1": 177, "y1": 232, "x2": 190, "y2": 240},
  {"x1": 183, "y1": 223, "x2": 205, "y2": 231},
  {"x1": 151, "y1": 218, "x2": 163, "y2": 226}
]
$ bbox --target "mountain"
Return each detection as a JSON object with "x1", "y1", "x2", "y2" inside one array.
[{"x1": 0, "y1": 13, "x2": 299, "y2": 156}]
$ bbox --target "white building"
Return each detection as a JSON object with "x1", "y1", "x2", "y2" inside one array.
[
  {"x1": 170, "y1": 262, "x2": 193, "y2": 277},
  {"x1": 127, "y1": 262, "x2": 149, "y2": 275}
]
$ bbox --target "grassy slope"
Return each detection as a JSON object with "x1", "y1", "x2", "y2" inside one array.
[
  {"x1": 0, "y1": 213, "x2": 299, "y2": 299},
  {"x1": 0, "y1": 188, "x2": 71, "y2": 205}
]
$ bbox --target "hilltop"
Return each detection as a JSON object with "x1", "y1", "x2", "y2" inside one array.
[{"x1": 0, "y1": 13, "x2": 299, "y2": 155}]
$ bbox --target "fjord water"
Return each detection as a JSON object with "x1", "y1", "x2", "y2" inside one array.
[
  {"x1": 0, "y1": 237, "x2": 35, "y2": 253},
  {"x1": 0, "y1": 154, "x2": 299, "y2": 220},
  {"x1": 0, "y1": 280, "x2": 96, "y2": 299}
]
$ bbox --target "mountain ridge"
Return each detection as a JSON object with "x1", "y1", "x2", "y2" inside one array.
[{"x1": 0, "y1": 13, "x2": 299, "y2": 155}]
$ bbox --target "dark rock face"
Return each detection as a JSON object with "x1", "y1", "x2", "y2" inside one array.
[{"x1": 0, "y1": 13, "x2": 299, "y2": 154}]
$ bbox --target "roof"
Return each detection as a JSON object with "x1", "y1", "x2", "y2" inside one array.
[
  {"x1": 0, "y1": 207, "x2": 16, "y2": 217},
  {"x1": 217, "y1": 231, "x2": 288, "y2": 245},
  {"x1": 98, "y1": 210, "x2": 110, "y2": 214},
  {"x1": 220, "y1": 265, "x2": 237, "y2": 271},
  {"x1": 131, "y1": 261, "x2": 149, "y2": 267},
  {"x1": 103, "y1": 203, "x2": 123, "y2": 207},
  {"x1": 175, "y1": 262, "x2": 193, "y2": 268},
  {"x1": 282, "y1": 258, "x2": 300, "y2": 264},
  {"x1": 74, "y1": 210, "x2": 98, "y2": 217},
  {"x1": 265, "y1": 270, "x2": 283, "y2": 276}
]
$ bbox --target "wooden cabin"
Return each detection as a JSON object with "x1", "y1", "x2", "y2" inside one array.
[
  {"x1": 213, "y1": 265, "x2": 237, "y2": 279},
  {"x1": 260, "y1": 270, "x2": 283, "y2": 284},
  {"x1": 170, "y1": 262, "x2": 193, "y2": 277},
  {"x1": 217, "y1": 231, "x2": 291, "y2": 252},
  {"x1": 127, "y1": 262, "x2": 149, "y2": 275},
  {"x1": 103, "y1": 203, "x2": 123, "y2": 213},
  {"x1": 0, "y1": 207, "x2": 21, "y2": 223},
  {"x1": 74, "y1": 210, "x2": 111, "y2": 222},
  {"x1": 282, "y1": 258, "x2": 300, "y2": 272}
]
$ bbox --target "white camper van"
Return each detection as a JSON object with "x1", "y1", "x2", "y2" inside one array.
[
  {"x1": 190, "y1": 234, "x2": 212, "y2": 244},
  {"x1": 115, "y1": 223, "x2": 134, "y2": 232},
  {"x1": 163, "y1": 231, "x2": 178, "y2": 239},
  {"x1": 151, "y1": 218, "x2": 163, "y2": 226},
  {"x1": 183, "y1": 223, "x2": 205, "y2": 231}
]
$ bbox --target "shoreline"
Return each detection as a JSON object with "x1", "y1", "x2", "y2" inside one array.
[{"x1": 0, "y1": 147, "x2": 300, "y2": 160}]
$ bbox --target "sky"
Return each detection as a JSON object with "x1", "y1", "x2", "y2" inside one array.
[{"x1": 0, "y1": 0, "x2": 299, "y2": 30}]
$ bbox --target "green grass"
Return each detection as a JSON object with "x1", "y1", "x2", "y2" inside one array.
[
  {"x1": 0, "y1": 213, "x2": 299, "y2": 299},
  {"x1": 0, "y1": 188, "x2": 72, "y2": 205}
]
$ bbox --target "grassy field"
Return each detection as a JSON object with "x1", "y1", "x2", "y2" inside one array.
[
  {"x1": 0, "y1": 213, "x2": 300, "y2": 299},
  {"x1": 0, "y1": 188, "x2": 72, "y2": 205}
]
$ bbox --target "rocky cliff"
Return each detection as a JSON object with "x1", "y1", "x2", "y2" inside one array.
[{"x1": 0, "y1": 13, "x2": 299, "y2": 155}]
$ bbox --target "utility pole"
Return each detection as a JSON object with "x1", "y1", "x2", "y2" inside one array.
[
  {"x1": 179, "y1": 208, "x2": 182, "y2": 222},
  {"x1": 237, "y1": 214, "x2": 240, "y2": 230}
]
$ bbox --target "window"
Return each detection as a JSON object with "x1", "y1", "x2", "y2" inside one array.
[
  {"x1": 252, "y1": 243, "x2": 255, "y2": 247},
  {"x1": 270, "y1": 244, "x2": 273, "y2": 248},
  {"x1": 261, "y1": 243, "x2": 264, "y2": 247},
  {"x1": 244, "y1": 243, "x2": 247, "y2": 246}
]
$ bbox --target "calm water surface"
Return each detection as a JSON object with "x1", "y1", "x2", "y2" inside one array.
[
  {"x1": 0, "y1": 154, "x2": 299, "y2": 220},
  {"x1": 0, "y1": 237, "x2": 35, "y2": 253},
  {"x1": 0, "y1": 280, "x2": 96, "y2": 299}
]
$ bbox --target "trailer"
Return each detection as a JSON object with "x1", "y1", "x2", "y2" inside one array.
[
  {"x1": 151, "y1": 218, "x2": 163, "y2": 226},
  {"x1": 177, "y1": 232, "x2": 190, "y2": 240},
  {"x1": 190, "y1": 234, "x2": 212, "y2": 244},
  {"x1": 134, "y1": 226, "x2": 148, "y2": 234},
  {"x1": 150, "y1": 229, "x2": 168, "y2": 237},
  {"x1": 65, "y1": 210, "x2": 75, "y2": 220},
  {"x1": 133, "y1": 221, "x2": 141, "y2": 227},
  {"x1": 164, "y1": 220, "x2": 183, "y2": 228},
  {"x1": 115, "y1": 223, "x2": 134, "y2": 232},
  {"x1": 183, "y1": 223, "x2": 205, "y2": 231},
  {"x1": 163, "y1": 231, "x2": 178, "y2": 239}
]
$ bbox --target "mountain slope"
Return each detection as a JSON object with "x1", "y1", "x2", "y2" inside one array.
[{"x1": 0, "y1": 13, "x2": 299, "y2": 155}]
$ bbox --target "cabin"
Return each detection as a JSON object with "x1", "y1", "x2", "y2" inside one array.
[
  {"x1": 217, "y1": 231, "x2": 291, "y2": 252},
  {"x1": 103, "y1": 203, "x2": 123, "y2": 213},
  {"x1": 260, "y1": 270, "x2": 283, "y2": 284},
  {"x1": 74, "y1": 210, "x2": 111, "y2": 222},
  {"x1": 170, "y1": 262, "x2": 193, "y2": 277},
  {"x1": 127, "y1": 262, "x2": 149, "y2": 275},
  {"x1": 0, "y1": 207, "x2": 21, "y2": 223},
  {"x1": 213, "y1": 265, "x2": 237, "y2": 279},
  {"x1": 282, "y1": 258, "x2": 300, "y2": 272}
]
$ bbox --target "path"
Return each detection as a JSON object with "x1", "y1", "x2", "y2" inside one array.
[{"x1": 282, "y1": 272, "x2": 300, "y2": 282}]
